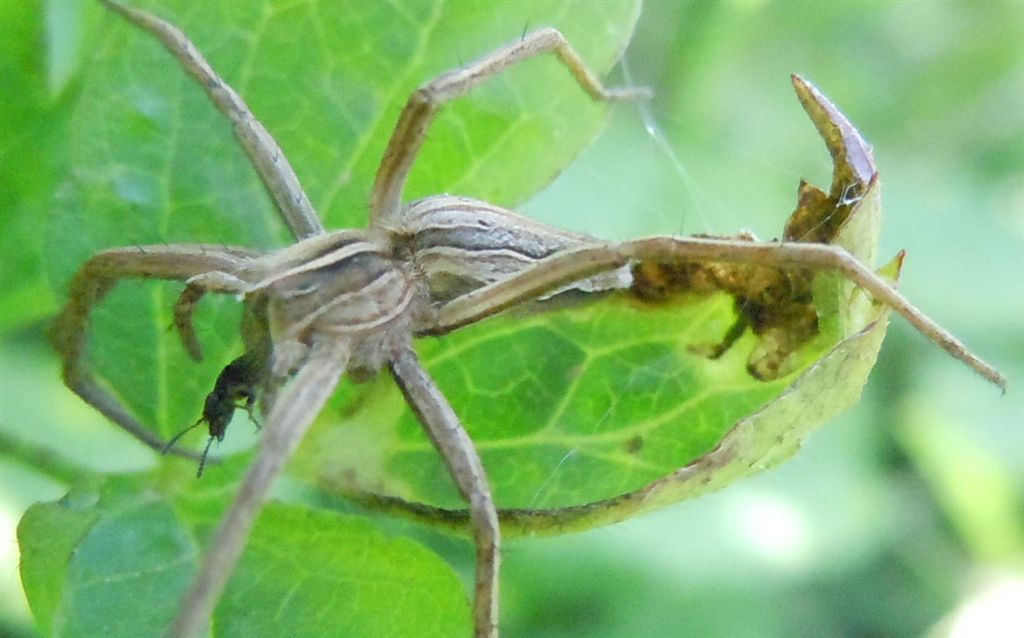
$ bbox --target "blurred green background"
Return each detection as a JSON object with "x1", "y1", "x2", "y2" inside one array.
[{"x1": 2, "y1": 1, "x2": 1022, "y2": 637}]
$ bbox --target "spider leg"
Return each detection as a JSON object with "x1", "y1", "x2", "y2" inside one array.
[
  {"x1": 51, "y1": 244, "x2": 261, "y2": 458},
  {"x1": 100, "y1": 0, "x2": 324, "y2": 240},
  {"x1": 173, "y1": 271, "x2": 252, "y2": 362},
  {"x1": 370, "y1": 28, "x2": 649, "y2": 226},
  {"x1": 427, "y1": 236, "x2": 1006, "y2": 390},
  {"x1": 389, "y1": 343, "x2": 499, "y2": 638},
  {"x1": 169, "y1": 338, "x2": 350, "y2": 638}
]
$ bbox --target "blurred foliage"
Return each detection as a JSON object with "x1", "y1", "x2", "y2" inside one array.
[{"x1": 2, "y1": 1, "x2": 1022, "y2": 637}]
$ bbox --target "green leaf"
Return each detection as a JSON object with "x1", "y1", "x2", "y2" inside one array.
[
  {"x1": 14, "y1": 3, "x2": 1017, "y2": 637},
  {"x1": 220, "y1": 504, "x2": 470, "y2": 638},
  {"x1": 19, "y1": 476, "x2": 194, "y2": 638},
  {"x1": 17, "y1": 485, "x2": 101, "y2": 637},
  {"x1": 0, "y1": 0, "x2": 100, "y2": 329},
  {"x1": 302, "y1": 294, "x2": 805, "y2": 509},
  {"x1": 19, "y1": 471, "x2": 469, "y2": 638}
]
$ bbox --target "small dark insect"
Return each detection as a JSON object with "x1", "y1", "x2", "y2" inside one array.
[{"x1": 163, "y1": 352, "x2": 265, "y2": 477}]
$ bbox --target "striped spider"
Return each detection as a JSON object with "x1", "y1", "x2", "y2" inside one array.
[{"x1": 51, "y1": 2, "x2": 1003, "y2": 637}]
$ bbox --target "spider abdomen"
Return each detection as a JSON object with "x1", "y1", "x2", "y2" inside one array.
[{"x1": 401, "y1": 195, "x2": 630, "y2": 303}]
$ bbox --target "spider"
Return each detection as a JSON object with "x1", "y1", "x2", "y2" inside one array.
[{"x1": 50, "y1": 2, "x2": 1005, "y2": 637}]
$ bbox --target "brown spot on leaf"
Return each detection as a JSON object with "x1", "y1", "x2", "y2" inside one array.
[{"x1": 623, "y1": 435, "x2": 644, "y2": 454}]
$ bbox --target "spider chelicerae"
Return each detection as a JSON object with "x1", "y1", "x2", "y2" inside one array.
[{"x1": 50, "y1": 2, "x2": 1004, "y2": 637}]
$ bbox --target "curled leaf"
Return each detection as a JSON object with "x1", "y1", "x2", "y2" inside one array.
[{"x1": 305, "y1": 77, "x2": 898, "y2": 537}]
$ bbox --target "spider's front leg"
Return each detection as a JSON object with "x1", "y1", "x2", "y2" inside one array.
[
  {"x1": 389, "y1": 342, "x2": 500, "y2": 638},
  {"x1": 50, "y1": 244, "x2": 261, "y2": 457},
  {"x1": 101, "y1": 0, "x2": 323, "y2": 240},
  {"x1": 370, "y1": 27, "x2": 649, "y2": 226}
]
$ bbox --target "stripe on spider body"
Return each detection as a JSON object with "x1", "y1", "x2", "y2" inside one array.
[
  {"x1": 401, "y1": 195, "x2": 631, "y2": 303},
  {"x1": 251, "y1": 230, "x2": 418, "y2": 341}
]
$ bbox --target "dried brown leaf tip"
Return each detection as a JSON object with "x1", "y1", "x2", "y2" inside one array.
[
  {"x1": 785, "y1": 74, "x2": 876, "y2": 244},
  {"x1": 632, "y1": 76, "x2": 880, "y2": 380}
]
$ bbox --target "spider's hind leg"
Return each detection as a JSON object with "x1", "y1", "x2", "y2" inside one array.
[{"x1": 428, "y1": 236, "x2": 1004, "y2": 389}]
